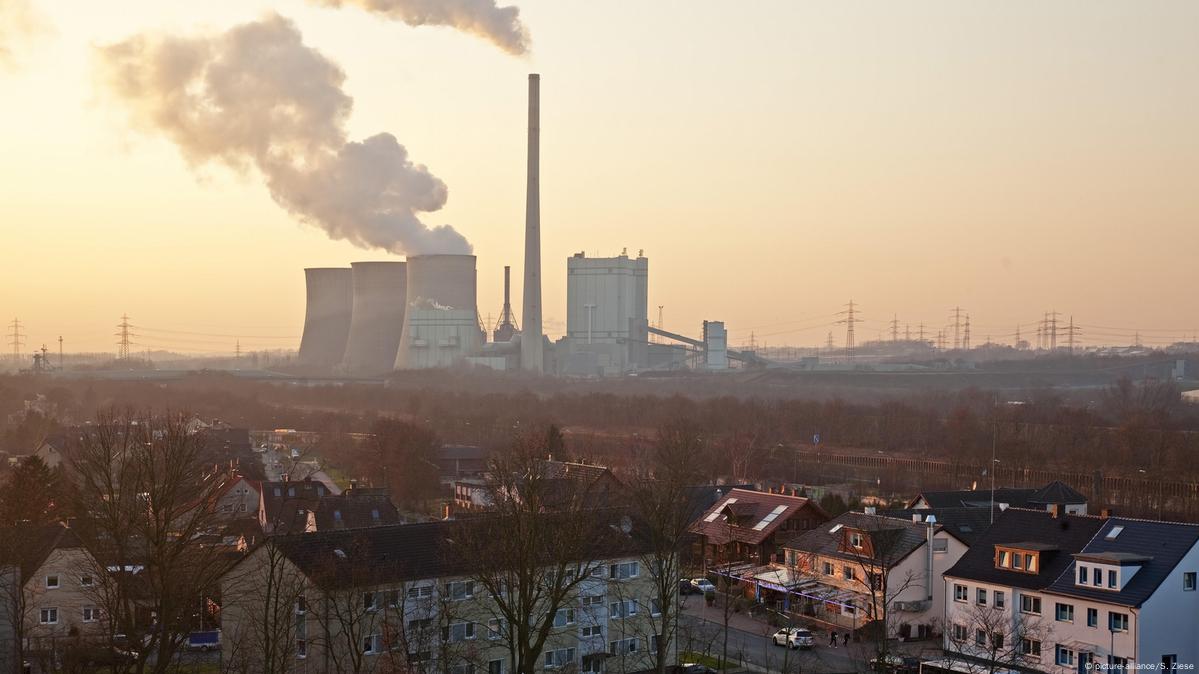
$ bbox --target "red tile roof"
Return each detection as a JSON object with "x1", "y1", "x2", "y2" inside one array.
[{"x1": 689, "y1": 488, "x2": 823, "y2": 546}]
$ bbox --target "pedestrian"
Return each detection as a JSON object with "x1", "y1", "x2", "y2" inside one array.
[
  {"x1": 842, "y1": 632, "x2": 850, "y2": 647},
  {"x1": 829, "y1": 631, "x2": 836, "y2": 648}
]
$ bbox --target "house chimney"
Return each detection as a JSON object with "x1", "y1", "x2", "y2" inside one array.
[
  {"x1": 1100, "y1": 507, "x2": 1113, "y2": 518},
  {"x1": 442, "y1": 503, "x2": 453, "y2": 520},
  {"x1": 1049, "y1": 503, "x2": 1060, "y2": 519}
]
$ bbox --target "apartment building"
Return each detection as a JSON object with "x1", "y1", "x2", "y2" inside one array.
[{"x1": 220, "y1": 519, "x2": 670, "y2": 674}]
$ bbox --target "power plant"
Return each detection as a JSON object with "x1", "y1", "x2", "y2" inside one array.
[{"x1": 294, "y1": 74, "x2": 739, "y2": 377}]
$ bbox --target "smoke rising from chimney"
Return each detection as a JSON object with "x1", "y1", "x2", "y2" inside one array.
[
  {"x1": 312, "y1": 0, "x2": 529, "y2": 55},
  {"x1": 96, "y1": 14, "x2": 471, "y2": 256},
  {"x1": 0, "y1": 0, "x2": 44, "y2": 69}
]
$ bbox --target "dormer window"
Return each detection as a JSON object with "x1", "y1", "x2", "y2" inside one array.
[
  {"x1": 849, "y1": 532, "x2": 864, "y2": 549},
  {"x1": 995, "y1": 546, "x2": 1040, "y2": 573}
]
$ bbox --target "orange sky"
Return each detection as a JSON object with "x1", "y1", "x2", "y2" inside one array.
[{"x1": 1, "y1": 1, "x2": 1197, "y2": 355}]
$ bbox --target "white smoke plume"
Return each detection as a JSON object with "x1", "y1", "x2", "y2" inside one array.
[
  {"x1": 312, "y1": 0, "x2": 529, "y2": 55},
  {"x1": 97, "y1": 14, "x2": 471, "y2": 255},
  {"x1": 0, "y1": 0, "x2": 44, "y2": 69}
]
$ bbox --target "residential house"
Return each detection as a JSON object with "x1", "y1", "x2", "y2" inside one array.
[
  {"x1": 219, "y1": 518, "x2": 669, "y2": 674},
  {"x1": 260, "y1": 479, "x2": 401, "y2": 535},
  {"x1": 689, "y1": 488, "x2": 827, "y2": 569},
  {"x1": 941, "y1": 507, "x2": 1108, "y2": 672},
  {"x1": 32, "y1": 437, "x2": 68, "y2": 470},
  {"x1": 0, "y1": 524, "x2": 107, "y2": 669},
  {"x1": 436, "y1": 445, "x2": 489, "y2": 483},
  {"x1": 881, "y1": 508, "x2": 998, "y2": 545},
  {"x1": 214, "y1": 471, "x2": 262, "y2": 519},
  {"x1": 908, "y1": 480, "x2": 1088, "y2": 515},
  {"x1": 779, "y1": 510, "x2": 968, "y2": 636}
]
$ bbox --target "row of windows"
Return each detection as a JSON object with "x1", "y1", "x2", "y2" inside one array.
[
  {"x1": 1077, "y1": 564, "x2": 1118, "y2": 590},
  {"x1": 951, "y1": 584, "x2": 1129, "y2": 631},
  {"x1": 39, "y1": 607, "x2": 101, "y2": 625},
  {"x1": 43, "y1": 574, "x2": 94, "y2": 590},
  {"x1": 820, "y1": 561, "x2": 858, "y2": 581}
]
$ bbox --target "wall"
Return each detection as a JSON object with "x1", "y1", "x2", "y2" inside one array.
[{"x1": 1130, "y1": 542, "x2": 1199, "y2": 668}]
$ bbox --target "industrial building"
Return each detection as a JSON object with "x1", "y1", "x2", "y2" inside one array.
[
  {"x1": 296, "y1": 267, "x2": 353, "y2": 369},
  {"x1": 395, "y1": 254, "x2": 484, "y2": 370},
  {"x1": 558, "y1": 250, "x2": 650, "y2": 376}
]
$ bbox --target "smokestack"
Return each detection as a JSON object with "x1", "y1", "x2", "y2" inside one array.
[
  {"x1": 521, "y1": 73, "x2": 544, "y2": 373},
  {"x1": 493, "y1": 265, "x2": 517, "y2": 343}
]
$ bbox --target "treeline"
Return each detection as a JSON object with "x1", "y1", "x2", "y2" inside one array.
[{"x1": 0, "y1": 372, "x2": 1197, "y2": 481}]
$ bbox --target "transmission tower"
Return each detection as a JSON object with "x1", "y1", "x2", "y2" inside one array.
[
  {"x1": 836, "y1": 300, "x2": 862, "y2": 361},
  {"x1": 905, "y1": 324, "x2": 911, "y2": 341},
  {"x1": 963, "y1": 314, "x2": 971, "y2": 350},
  {"x1": 1048, "y1": 310, "x2": 1061, "y2": 351},
  {"x1": 1015, "y1": 324, "x2": 1021, "y2": 348},
  {"x1": 7, "y1": 318, "x2": 24, "y2": 363},
  {"x1": 918, "y1": 323, "x2": 926, "y2": 344},
  {"x1": 950, "y1": 307, "x2": 963, "y2": 350},
  {"x1": 115, "y1": 314, "x2": 135, "y2": 360},
  {"x1": 1063, "y1": 316, "x2": 1082, "y2": 355},
  {"x1": 235, "y1": 339, "x2": 242, "y2": 360},
  {"x1": 826, "y1": 331, "x2": 834, "y2": 350},
  {"x1": 890, "y1": 314, "x2": 899, "y2": 341}
]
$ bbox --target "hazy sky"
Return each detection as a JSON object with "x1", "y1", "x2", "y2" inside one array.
[{"x1": 1, "y1": 0, "x2": 1197, "y2": 355}]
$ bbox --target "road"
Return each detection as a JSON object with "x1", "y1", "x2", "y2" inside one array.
[{"x1": 680, "y1": 598, "x2": 878, "y2": 674}]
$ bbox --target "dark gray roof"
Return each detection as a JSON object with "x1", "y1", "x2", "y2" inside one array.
[
  {"x1": 782, "y1": 512, "x2": 933, "y2": 566},
  {"x1": 1028, "y1": 480, "x2": 1087, "y2": 506},
  {"x1": 943, "y1": 508, "x2": 1107, "y2": 591},
  {"x1": 1044, "y1": 518, "x2": 1199, "y2": 607},
  {"x1": 909, "y1": 487, "x2": 1037, "y2": 510},
  {"x1": 880, "y1": 507, "x2": 996, "y2": 545},
  {"x1": 0, "y1": 523, "x2": 84, "y2": 581}
]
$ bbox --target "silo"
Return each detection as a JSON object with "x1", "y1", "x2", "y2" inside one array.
[
  {"x1": 341, "y1": 261, "x2": 407, "y2": 375},
  {"x1": 298, "y1": 267, "x2": 353, "y2": 370},
  {"x1": 396, "y1": 254, "x2": 483, "y2": 369}
]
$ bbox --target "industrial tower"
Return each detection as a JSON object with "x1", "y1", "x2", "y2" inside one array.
[{"x1": 521, "y1": 73, "x2": 544, "y2": 373}]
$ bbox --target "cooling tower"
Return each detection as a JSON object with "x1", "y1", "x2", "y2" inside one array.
[
  {"x1": 395, "y1": 254, "x2": 483, "y2": 369},
  {"x1": 341, "y1": 261, "x2": 407, "y2": 375},
  {"x1": 297, "y1": 268, "x2": 353, "y2": 369}
]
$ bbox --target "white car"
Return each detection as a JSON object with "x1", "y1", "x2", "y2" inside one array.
[
  {"x1": 772, "y1": 627, "x2": 814, "y2": 650},
  {"x1": 690, "y1": 578, "x2": 716, "y2": 594}
]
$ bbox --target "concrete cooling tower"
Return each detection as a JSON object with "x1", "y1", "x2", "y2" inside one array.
[
  {"x1": 341, "y1": 261, "x2": 407, "y2": 375},
  {"x1": 297, "y1": 268, "x2": 354, "y2": 369},
  {"x1": 395, "y1": 254, "x2": 484, "y2": 369}
]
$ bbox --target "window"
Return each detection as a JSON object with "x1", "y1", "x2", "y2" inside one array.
[
  {"x1": 1020, "y1": 594, "x2": 1041, "y2": 615},
  {"x1": 371, "y1": 509, "x2": 380, "y2": 521},
  {"x1": 1185, "y1": 572, "x2": 1197, "y2": 591},
  {"x1": 489, "y1": 660, "x2": 504, "y2": 674},
  {"x1": 581, "y1": 654, "x2": 605, "y2": 673},
  {"x1": 446, "y1": 580, "x2": 474, "y2": 600},
  {"x1": 1087, "y1": 607, "x2": 1098, "y2": 627},
  {"x1": 39, "y1": 608, "x2": 57, "y2": 625},
  {"x1": 582, "y1": 594, "x2": 604, "y2": 607},
  {"x1": 651, "y1": 598, "x2": 662, "y2": 616},
  {"x1": 932, "y1": 537, "x2": 948, "y2": 553},
  {"x1": 1106, "y1": 525, "x2": 1125, "y2": 540},
  {"x1": 994, "y1": 591, "x2": 1005, "y2": 609},
  {"x1": 976, "y1": 588, "x2": 987, "y2": 606},
  {"x1": 975, "y1": 629, "x2": 987, "y2": 647},
  {"x1": 581, "y1": 625, "x2": 603, "y2": 638},
  {"x1": 487, "y1": 618, "x2": 503, "y2": 640},
  {"x1": 296, "y1": 639, "x2": 307, "y2": 659},
  {"x1": 363, "y1": 592, "x2": 377, "y2": 611},
  {"x1": 1111, "y1": 656, "x2": 1130, "y2": 667},
  {"x1": 951, "y1": 623, "x2": 968, "y2": 642},
  {"x1": 991, "y1": 633, "x2": 1004, "y2": 649},
  {"x1": 1055, "y1": 603, "x2": 1074, "y2": 622},
  {"x1": 998, "y1": 550, "x2": 1010, "y2": 567},
  {"x1": 553, "y1": 608, "x2": 576, "y2": 627},
  {"x1": 1078, "y1": 565, "x2": 1088, "y2": 584},
  {"x1": 1108, "y1": 569, "x2": 1118, "y2": 589},
  {"x1": 239, "y1": 503, "x2": 247, "y2": 512},
  {"x1": 362, "y1": 635, "x2": 383, "y2": 655},
  {"x1": 45, "y1": 575, "x2": 59, "y2": 589},
  {"x1": 850, "y1": 532, "x2": 864, "y2": 548},
  {"x1": 295, "y1": 596, "x2": 308, "y2": 615},
  {"x1": 82, "y1": 607, "x2": 100, "y2": 623},
  {"x1": 449, "y1": 666, "x2": 473, "y2": 674},
  {"x1": 1056, "y1": 645, "x2": 1075, "y2": 666},
  {"x1": 545, "y1": 647, "x2": 575, "y2": 669},
  {"x1": 609, "y1": 600, "x2": 638, "y2": 619},
  {"x1": 1164, "y1": 655, "x2": 1179, "y2": 668},
  {"x1": 608, "y1": 638, "x2": 639, "y2": 655},
  {"x1": 1093, "y1": 567, "x2": 1102, "y2": 586},
  {"x1": 384, "y1": 590, "x2": 399, "y2": 608},
  {"x1": 842, "y1": 566, "x2": 856, "y2": 581},
  {"x1": 996, "y1": 547, "x2": 1038, "y2": 573},
  {"x1": 822, "y1": 561, "x2": 834, "y2": 576},
  {"x1": 1021, "y1": 638, "x2": 1041, "y2": 658},
  {"x1": 650, "y1": 634, "x2": 662, "y2": 653},
  {"x1": 953, "y1": 584, "x2": 968, "y2": 602},
  {"x1": 408, "y1": 618, "x2": 433, "y2": 633},
  {"x1": 1109, "y1": 612, "x2": 1129, "y2": 632},
  {"x1": 407, "y1": 585, "x2": 433, "y2": 600},
  {"x1": 80, "y1": 575, "x2": 94, "y2": 587},
  {"x1": 609, "y1": 562, "x2": 639, "y2": 579},
  {"x1": 1013, "y1": 552, "x2": 1023, "y2": 569},
  {"x1": 446, "y1": 621, "x2": 476, "y2": 642}
]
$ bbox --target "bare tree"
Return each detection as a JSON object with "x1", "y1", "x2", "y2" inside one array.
[
  {"x1": 452, "y1": 432, "x2": 613, "y2": 674},
  {"x1": 941, "y1": 600, "x2": 1052, "y2": 674},
  {"x1": 220, "y1": 541, "x2": 309, "y2": 674},
  {"x1": 67, "y1": 410, "x2": 233, "y2": 674}
]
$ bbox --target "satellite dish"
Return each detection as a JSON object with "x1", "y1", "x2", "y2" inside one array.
[{"x1": 620, "y1": 515, "x2": 633, "y2": 534}]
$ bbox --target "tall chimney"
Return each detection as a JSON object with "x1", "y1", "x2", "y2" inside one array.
[{"x1": 521, "y1": 73, "x2": 544, "y2": 373}]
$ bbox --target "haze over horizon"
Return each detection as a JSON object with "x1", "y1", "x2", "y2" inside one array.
[{"x1": 2, "y1": 0, "x2": 1198, "y2": 355}]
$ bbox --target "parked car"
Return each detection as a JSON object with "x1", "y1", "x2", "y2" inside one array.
[
  {"x1": 690, "y1": 578, "x2": 716, "y2": 594},
  {"x1": 679, "y1": 664, "x2": 718, "y2": 674},
  {"x1": 772, "y1": 627, "x2": 815, "y2": 650},
  {"x1": 869, "y1": 654, "x2": 921, "y2": 673},
  {"x1": 187, "y1": 630, "x2": 221, "y2": 651},
  {"x1": 679, "y1": 578, "x2": 699, "y2": 595}
]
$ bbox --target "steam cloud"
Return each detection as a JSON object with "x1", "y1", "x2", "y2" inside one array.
[
  {"x1": 312, "y1": 0, "x2": 529, "y2": 55},
  {"x1": 97, "y1": 14, "x2": 471, "y2": 255},
  {"x1": 0, "y1": 0, "x2": 41, "y2": 69}
]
